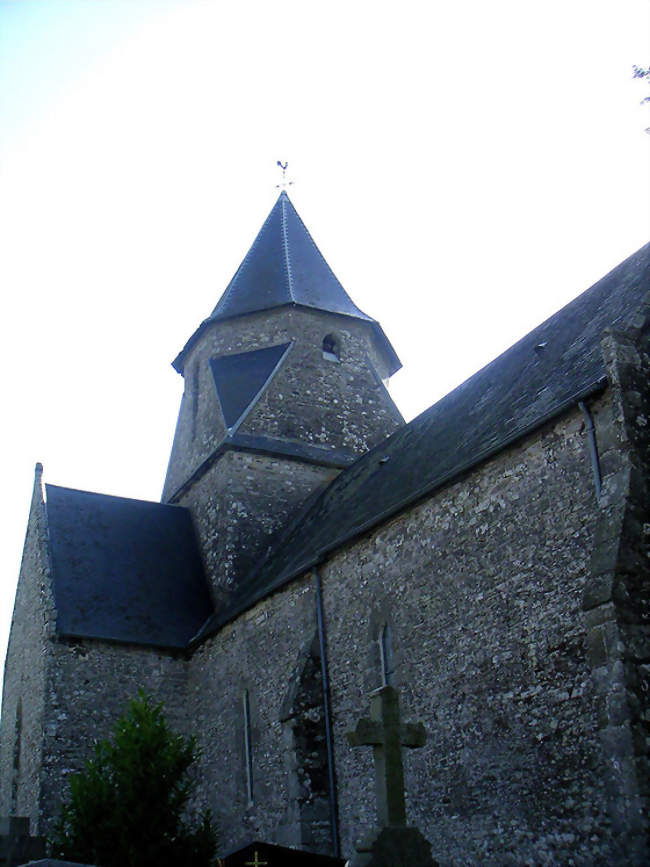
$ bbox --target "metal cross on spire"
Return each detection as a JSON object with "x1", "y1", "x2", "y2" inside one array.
[
  {"x1": 275, "y1": 160, "x2": 294, "y2": 190},
  {"x1": 347, "y1": 685, "x2": 426, "y2": 828}
]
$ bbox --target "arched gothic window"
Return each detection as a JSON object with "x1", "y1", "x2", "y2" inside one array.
[{"x1": 279, "y1": 636, "x2": 332, "y2": 852}]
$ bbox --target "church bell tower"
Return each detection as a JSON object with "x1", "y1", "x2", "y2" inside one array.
[{"x1": 162, "y1": 192, "x2": 403, "y2": 606}]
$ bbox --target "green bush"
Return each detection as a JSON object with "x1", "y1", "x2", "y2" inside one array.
[{"x1": 50, "y1": 691, "x2": 217, "y2": 867}]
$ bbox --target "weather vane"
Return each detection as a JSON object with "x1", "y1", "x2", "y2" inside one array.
[{"x1": 276, "y1": 160, "x2": 294, "y2": 190}]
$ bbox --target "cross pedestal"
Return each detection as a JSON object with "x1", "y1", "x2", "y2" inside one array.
[{"x1": 345, "y1": 686, "x2": 437, "y2": 867}]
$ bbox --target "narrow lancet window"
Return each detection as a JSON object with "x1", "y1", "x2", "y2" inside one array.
[
  {"x1": 379, "y1": 623, "x2": 394, "y2": 686},
  {"x1": 243, "y1": 689, "x2": 254, "y2": 804}
]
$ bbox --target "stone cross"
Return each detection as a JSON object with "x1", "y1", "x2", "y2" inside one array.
[{"x1": 346, "y1": 685, "x2": 426, "y2": 827}]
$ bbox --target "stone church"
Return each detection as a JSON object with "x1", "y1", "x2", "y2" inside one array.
[{"x1": 1, "y1": 191, "x2": 649, "y2": 864}]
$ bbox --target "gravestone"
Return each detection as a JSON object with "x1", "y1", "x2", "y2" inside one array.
[
  {"x1": 346, "y1": 685, "x2": 437, "y2": 867},
  {"x1": 216, "y1": 840, "x2": 346, "y2": 865}
]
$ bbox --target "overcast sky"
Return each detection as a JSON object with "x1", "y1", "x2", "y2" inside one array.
[{"x1": 1, "y1": 0, "x2": 649, "y2": 694}]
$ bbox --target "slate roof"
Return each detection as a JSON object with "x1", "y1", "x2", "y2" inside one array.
[
  {"x1": 197, "y1": 241, "x2": 650, "y2": 637},
  {"x1": 46, "y1": 485, "x2": 213, "y2": 649},
  {"x1": 211, "y1": 191, "x2": 371, "y2": 322},
  {"x1": 173, "y1": 192, "x2": 401, "y2": 376}
]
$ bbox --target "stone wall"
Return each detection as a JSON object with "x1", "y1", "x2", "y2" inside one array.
[
  {"x1": 0, "y1": 468, "x2": 55, "y2": 833},
  {"x1": 233, "y1": 309, "x2": 399, "y2": 452},
  {"x1": 4, "y1": 321, "x2": 648, "y2": 862},
  {"x1": 185, "y1": 572, "x2": 323, "y2": 853},
  {"x1": 185, "y1": 396, "x2": 630, "y2": 863},
  {"x1": 38, "y1": 640, "x2": 188, "y2": 837},
  {"x1": 163, "y1": 305, "x2": 403, "y2": 606},
  {"x1": 580, "y1": 322, "x2": 650, "y2": 863},
  {"x1": 0, "y1": 480, "x2": 191, "y2": 839},
  {"x1": 176, "y1": 451, "x2": 336, "y2": 605},
  {"x1": 163, "y1": 307, "x2": 402, "y2": 501},
  {"x1": 321, "y1": 400, "x2": 606, "y2": 864}
]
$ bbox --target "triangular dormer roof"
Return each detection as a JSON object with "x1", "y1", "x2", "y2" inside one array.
[
  {"x1": 173, "y1": 192, "x2": 400, "y2": 375},
  {"x1": 209, "y1": 342, "x2": 291, "y2": 430}
]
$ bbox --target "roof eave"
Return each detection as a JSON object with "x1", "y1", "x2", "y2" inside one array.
[{"x1": 371, "y1": 321, "x2": 401, "y2": 377}]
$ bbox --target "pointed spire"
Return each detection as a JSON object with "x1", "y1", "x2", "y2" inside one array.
[
  {"x1": 173, "y1": 193, "x2": 401, "y2": 377},
  {"x1": 209, "y1": 191, "x2": 372, "y2": 324}
]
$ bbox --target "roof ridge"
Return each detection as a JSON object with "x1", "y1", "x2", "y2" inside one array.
[
  {"x1": 44, "y1": 483, "x2": 185, "y2": 509},
  {"x1": 285, "y1": 193, "x2": 345, "y2": 292},
  {"x1": 280, "y1": 192, "x2": 295, "y2": 302},
  {"x1": 174, "y1": 192, "x2": 401, "y2": 376}
]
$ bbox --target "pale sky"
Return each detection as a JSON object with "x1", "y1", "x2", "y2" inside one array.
[{"x1": 1, "y1": 0, "x2": 649, "y2": 700}]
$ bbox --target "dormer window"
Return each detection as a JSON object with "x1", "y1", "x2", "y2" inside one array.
[{"x1": 322, "y1": 333, "x2": 340, "y2": 363}]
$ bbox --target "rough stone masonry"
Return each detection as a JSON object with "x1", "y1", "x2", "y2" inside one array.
[{"x1": 1, "y1": 193, "x2": 649, "y2": 865}]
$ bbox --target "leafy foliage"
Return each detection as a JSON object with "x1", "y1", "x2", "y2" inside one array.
[{"x1": 49, "y1": 691, "x2": 217, "y2": 867}]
